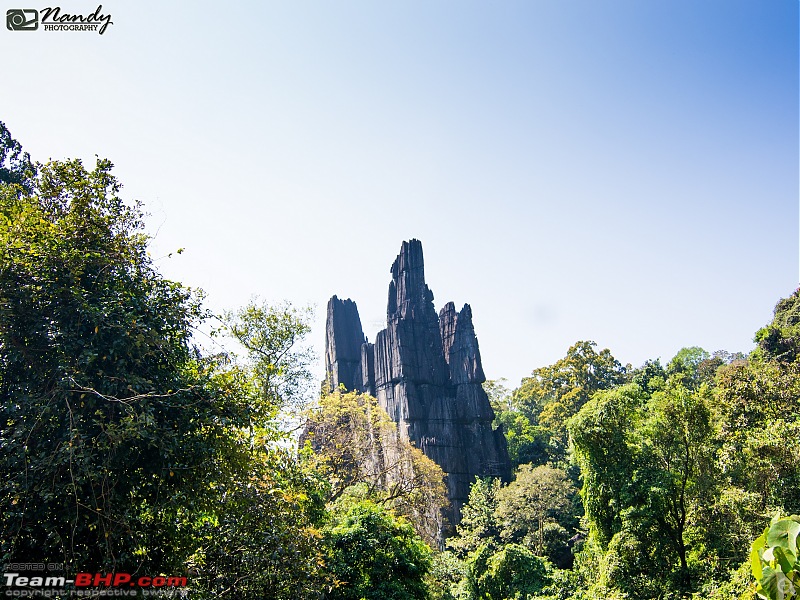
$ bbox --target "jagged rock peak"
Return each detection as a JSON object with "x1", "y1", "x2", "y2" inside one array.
[
  {"x1": 325, "y1": 295, "x2": 366, "y2": 392},
  {"x1": 387, "y1": 239, "x2": 435, "y2": 320},
  {"x1": 439, "y1": 302, "x2": 486, "y2": 385},
  {"x1": 439, "y1": 302, "x2": 458, "y2": 361}
]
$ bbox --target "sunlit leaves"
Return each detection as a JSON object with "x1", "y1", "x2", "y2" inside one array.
[
  {"x1": 223, "y1": 300, "x2": 314, "y2": 431},
  {"x1": 304, "y1": 391, "x2": 448, "y2": 545},
  {"x1": 507, "y1": 341, "x2": 628, "y2": 468},
  {"x1": 752, "y1": 516, "x2": 800, "y2": 600}
]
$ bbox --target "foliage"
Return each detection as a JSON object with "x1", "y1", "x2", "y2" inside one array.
[
  {"x1": 223, "y1": 299, "x2": 314, "y2": 429},
  {"x1": 569, "y1": 370, "x2": 719, "y2": 596},
  {"x1": 755, "y1": 289, "x2": 800, "y2": 363},
  {"x1": 0, "y1": 156, "x2": 219, "y2": 568},
  {"x1": 569, "y1": 384, "x2": 642, "y2": 548},
  {"x1": 448, "y1": 477, "x2": 504, "y2": 559},
  {"x1": 668, "y1": 346, "x2": 711, "y2": 372},
  {"x1": 504, "y1": 341, "x2": 628, "y2": 468},
  {"x1": 484, "y1": 378, "x2": 513, "y2": 413},
  {"x1": 0, "y1": 122, "x2": 35, "y2": 190},
  {"x1": 629, "y1": 358, "x2": 666, "y2": 394},
  {"x1": 493, "y1": 410, "x2": 551, "y2": 469},
  {"x1": 716, "y1": 354, "x2": 800, "y2": 516},
  {"x1": 0, "y1": 131, "x2": 331, "y2": 598},
  {"x1": 640, "y1": 380, "x2": 717, "y2": 588},
  {"x1": 666, "y1": 346, "x2": 743, "y2": 390},
  {"x1": 447, "y1": 467, "x2": 578, "y2": 594},
  {"x1": 563, "y1": 304, "x2": 800, "y2": 599},
  {"x1": 703, "y1": 558, "x2": 757, "y2": 600},
  {"x1": 467, "y1": 543, "x2": 550, "y2": 600},
  {"x1": 304, "y1": 391, "x2": 448, "y2": 545},
  {"x1": 6, "y1": 125, "x2": 800, "y2": 600},
  {"x1": 426, "y1": 293, "x2": 798, "y2": 599},
  {"x1": 190, "y1": 449, "x2": 330, "y2": 599},
  {"x1": 188, "y1": 298, "x2": 326, "y2": 598},
  {"x1": 427, "y1": 550, "x2": 471, "y2": 600},
  {"x1": 751, "y1": 515, "x2": 800, "y2": 600},
  {"x1": 495, "y1": 464, "x2": 576, "y2": 566},
  {"x1": 322, "y1": 496, "x2": 432, "y2": 600}
]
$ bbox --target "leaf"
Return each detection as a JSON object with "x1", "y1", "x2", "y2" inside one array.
[
  {"x1": 753, "y1": 531, "x2": 768, "y2": 581},
  {"x1": 773, "y1": 546, "x2": 796, "y2": 575},
  {"x1": 759, "y1": 565, "x2": 796, "y2": 600},
  {"x1": 768, "y1": 518, "x2": 800, "y2": 558}
]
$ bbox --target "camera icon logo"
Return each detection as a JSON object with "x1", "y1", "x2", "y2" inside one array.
[{"x1": 6, "y1": 9, "x2": 38, "y2": 31}]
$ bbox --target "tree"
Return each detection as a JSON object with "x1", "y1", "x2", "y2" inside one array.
[
  {"x1": 712, "y1": 295, "x2": 800, "y2": 569},
  {"x1": 223, "y1": 299, "x2": 314, "y2": 430},
  {"x1": 484, "y1": 378, "x2": 512, "y2": 413},
  {"x1": 492, "y1": 410, "x2": 550, "y2": 469},
  {"x1": 322, "y1": 496, "x2": 432, "y2": 600},
  {"x1": 507, "y1": 341, "x2": 628, "y2": 467},
  {"x1": 447, "y1": 477, "x2": 503, "y2": 559},
  {"x1": 639, "y1": 381, "x2": 716, "y2": 590},
  {"x1": 0, "y1": 156, "x2": 220, "y2": 568},
  {"x1": 666, "y1": 346, "x2": 741, "y2": 390},
  {"x1": 495, "y1": 464, "x2": 577, "y2": 566},
  {"x1": 0, "y1": 121, "x2": 35, "y2": 190},
  {"x1": 303, "y1": 391, "x2": 448, "y2": 545},
  {"x1": 426, "y1": 550, "x2": 470, "y2": 600},
  {"x1": 569, "y1": 384, "x2": 643, "y2": 549},
  {"x1": 716, "y1": 358, "x2": 800, "y2": 517},
  {"x1": 0, "y1": 145, "x2": 329, "y2": 595},
  {"x1": 570, "y1": 374, "x2": 720, "y2": 597},
  {"x1": 190, "y1": 448, "x2": 330, "y2": 600},
  {"x1": 755, "y1": 288, "x2": 800, "y2": 363},
  {"x1": 629, "y1": 358, "x2": 667, "y2": 394},
  {"x1": 467, "y1": 543, "x2": 550, "y2": 600}
]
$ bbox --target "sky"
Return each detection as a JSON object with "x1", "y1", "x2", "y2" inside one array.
[{"x1": 1, "y1": 0, "x2": 798, "y2": 387}]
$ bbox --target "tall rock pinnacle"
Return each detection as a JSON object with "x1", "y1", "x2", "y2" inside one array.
[
  {"x1": 324, "y1": 239, "x2": 511, "y2": 524},
  {"x1": 324, "y1": 296, "x2": 367, "y2": 393}
]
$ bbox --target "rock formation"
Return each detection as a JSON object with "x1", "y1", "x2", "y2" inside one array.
[
  {"x1": 325, "y1": 239, "x2": 511, "y2": 523},
  {"x1": 324, "y1": 296, "x2": 367, "y2": 393}
]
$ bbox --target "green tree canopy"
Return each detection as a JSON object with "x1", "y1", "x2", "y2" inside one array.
[
  {"x1": 0, "y1": 121, "x2": 35, "y2": 190},
  {"x1": 467, "y1": 543, "x2": 550, "y2": 600},
  {"x1": 1, "y1": 156, "x2": 220, "y2": 568},
  {"x1": 755, "y1": 288, "x2": 800, "y2": 363},
  {"x1": 496, "y1": 464, "x2": 577, "y2": 566},
  {"x1": 223, "y1": 299, "x2": 314, "y2": 428},
  {"x1": 447, "y1": 477, "x2": 503, "y2": 559},
  {"x1": 570, "y1": 377, "x2": 720, "y2": 596},
  {"x1": 505, "y1": 341, "x2": 628, "y2": 468},
  {"x1": 322, "y1": 496, "x2": 432, "y2": 600},
  {"x1": 0, "y1": 146, "x2": 329, "y2": 595},
  {"x1": 568, "y1": 384, "x2": 643, "y2": 549}
]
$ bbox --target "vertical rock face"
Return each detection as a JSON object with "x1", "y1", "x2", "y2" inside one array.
[
  {"x1": 325, "y1": 296, "x2": 367, "y2": 393},
  {"x1": 325, "y1": 240, "x2": 511, "y2": 523}
]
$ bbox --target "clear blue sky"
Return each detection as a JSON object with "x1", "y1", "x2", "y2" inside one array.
[{"x1": 2, "y1": 0, "x2": 797, "y2": 386}]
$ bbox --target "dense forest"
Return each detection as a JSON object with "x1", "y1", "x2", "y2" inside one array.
[{"x1": 1, "y1": 123, "x2": 798, "y2": 599}]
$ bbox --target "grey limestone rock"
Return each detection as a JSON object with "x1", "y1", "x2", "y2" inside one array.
[
  {"x1": 324, "y1": 295, "x2": 367, "y2": 393},
  {"x1": 324, "y1": 239, "x2": 511, "y2": 524}
]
